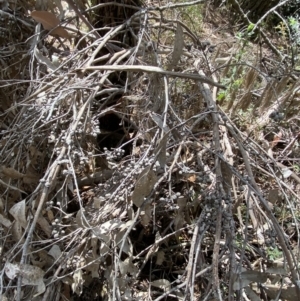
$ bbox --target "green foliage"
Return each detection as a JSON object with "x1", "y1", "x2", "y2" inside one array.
[
  {"x1": 288, "y1": 17, "x2": 300, "y2": 44},
  {"x1": 266, "y1": 247, "x2": 283, "y2": 261},
  {"x1": 216, "y1": 35, "x2": 249, "y2": 107},
  {"x1": 289, "y1": 17, "x2": 298, "y2": 29},
  {"x1": 232, "y1": 78, "x2": 243, "y2": 89},
  {"x1": 217, "y1": 90, "x2": 226, "y2": 102},
  {"x1": 274, "y1": 17, "x2": 300, "y2": 45},
  {"x1": 247, "y1": 23, "x2": 254, "y2": 32},
  {"x1": 293, "y1": 164, "x2": 300, "y2": 173}
]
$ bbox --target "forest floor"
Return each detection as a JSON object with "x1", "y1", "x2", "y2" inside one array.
[{"x1": 0, "y1": 1, "x2": 300, "y2": 300}]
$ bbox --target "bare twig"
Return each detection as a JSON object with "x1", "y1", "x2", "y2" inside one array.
[{"x1": 82, "y1": 65, "x2": 226, "y2": 88}]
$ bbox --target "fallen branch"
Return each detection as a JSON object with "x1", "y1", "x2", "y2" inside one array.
[{"x1": 81, "y1": 65, "x2": 226, "y2": 89}]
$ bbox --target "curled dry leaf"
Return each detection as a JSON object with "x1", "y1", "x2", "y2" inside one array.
[{"x1": 9, "y1": 199, "x2": 27, "y2": 228}]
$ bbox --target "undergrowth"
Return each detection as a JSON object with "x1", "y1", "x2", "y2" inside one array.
[{"x1": 0, "y1": 1, "x2": 300, "y2": 301}]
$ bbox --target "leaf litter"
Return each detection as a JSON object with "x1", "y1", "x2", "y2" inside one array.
[{"x1": 0, "y1": 0, "x2": 300, "y2": 300}]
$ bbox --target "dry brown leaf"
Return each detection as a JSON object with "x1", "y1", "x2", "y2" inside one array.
[
  {"x1": 31, "y1": 10, "x2": 69, "y2": 38},
  {"x1": 51, "y1": 26, "x2": 70, "y2": 39},
  {"x1": 0, "y1": 167, "x2": 24, "y2": 179},
  {"x1": 31, "y1": 10, "x2": 59, "y2": 30}
]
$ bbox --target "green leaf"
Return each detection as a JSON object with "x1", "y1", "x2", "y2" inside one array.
[{"x1": 247, "y1": 23, "x2": 254, "y2": 32}]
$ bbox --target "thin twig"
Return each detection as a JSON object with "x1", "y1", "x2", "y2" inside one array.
[{"x1": 82, "y1": 65, "x2": 226, "y2": 88}]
